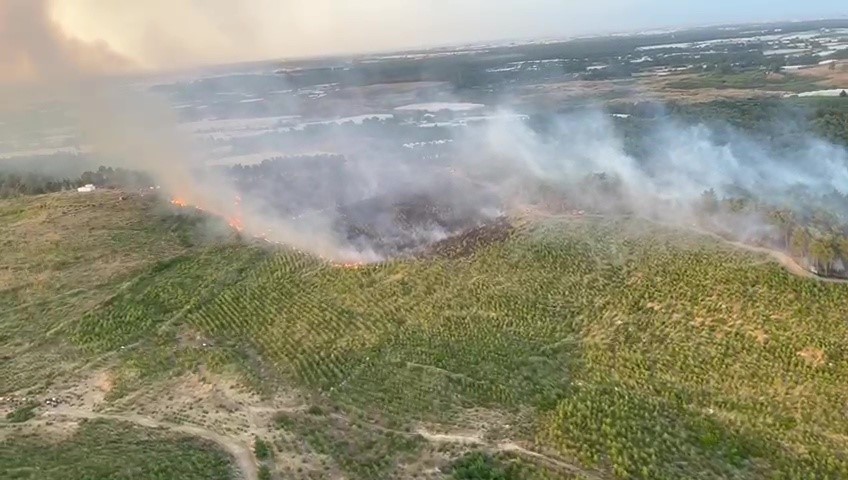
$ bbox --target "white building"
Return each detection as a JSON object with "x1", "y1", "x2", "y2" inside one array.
[{"x1": 77, "y1": 184, "x2": 96, "y2": 193}]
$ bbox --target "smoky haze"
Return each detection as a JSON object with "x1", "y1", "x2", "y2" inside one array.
[
  {"x1": 2, "y1": 0, "x2": 848, "y2": 263},
  {"x1": 49, "y1": 0, "x2": 848, "y2": 69},
  {"x1": 0, "y1": 0, "x2": 133, "y2": 85}
]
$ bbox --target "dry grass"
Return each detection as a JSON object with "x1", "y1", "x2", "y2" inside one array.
[
  {"x1": 515, "y1": 75, "x2": 791, "y2": 107},
  {"x1": 795, "y1": 61, "x2": 848, "y2": 87},
  {"x1": 0, "y1": 190, "x2": 210, "y2": 395},
  {"x1": 797, "y1": 347, "x2": 827, "y2": 367}
]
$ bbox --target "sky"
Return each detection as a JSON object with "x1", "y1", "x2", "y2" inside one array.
[{"x1": 5, "y1": 0, "x2": 848, "y2": 77}]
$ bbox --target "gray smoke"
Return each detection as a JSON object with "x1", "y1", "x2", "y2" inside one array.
[
  {"x1": 2, "y1": 0, "x2": 847, "y2": 262},
  {"x1": 0, "y1": 0, "x2": 132, "y2": 85}
]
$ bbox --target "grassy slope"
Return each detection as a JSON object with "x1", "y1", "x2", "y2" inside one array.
[
  {"x1": 4, "y1": 192, "x2": 848, "y2": 478},
  {"x1": 0, "y1": 419, "x2": 234, "y2": 480},
  {"x1": 0, "y1": 190, "x2": 232, "y2": 394}
]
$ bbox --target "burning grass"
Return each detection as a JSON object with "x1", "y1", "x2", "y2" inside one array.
[
  {"x1": 170, "y1": 196, "x2": 244, "y2": 233},
  {"x1": 170, "y1": 185, "x2": 507, "y2": 264}
]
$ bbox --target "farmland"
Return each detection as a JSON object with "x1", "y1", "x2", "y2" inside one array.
[
  {"x1": 0, "y1": 418, "x2": 236, "y2": 480},
  {"x1": 2, "y1": 190, "x2": 848, "y2": 478}
]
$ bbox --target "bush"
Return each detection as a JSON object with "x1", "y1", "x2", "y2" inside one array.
[
  {"x1": 6, "y1": 402, "x2": 38, "y2": 423},
  {"x1": 258, "y1": 465, "x2": 272, "y2": 480},
  {"x1": 254, "y1": 436, "x2": 272, "y2": 461},
  {"x1": 451, "y1": 452, "x2": 510, "y2": 480}
]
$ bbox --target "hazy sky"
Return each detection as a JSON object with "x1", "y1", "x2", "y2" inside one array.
[{"x1": 35, "y1": 0, "x2": 848, "y2": 70}]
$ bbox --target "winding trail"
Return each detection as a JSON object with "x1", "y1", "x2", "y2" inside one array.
[
  {"x1": 681, "y1": 223, "x2": 848, "y2": 285},
  {"x1": 416, "y1": 428, "x2": 603, "y2": 479},
  {"x1": 42, "y1": 409, "x2": 258, "y2": 480},
  {"x1": 523, "y1": 208, "x2": 848, "y2": 285}
]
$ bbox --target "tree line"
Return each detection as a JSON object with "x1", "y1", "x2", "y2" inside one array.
[
  {"x1": 0, "y1": 166, "x2": 155, "y2": 199},
  {"x1": 699, "y1": 188, "x2": 848, "y2": 278}
]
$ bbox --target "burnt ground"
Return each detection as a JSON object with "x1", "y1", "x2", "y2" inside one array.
[
  {"x1": 227, "y1": 155, "x2": 512, "y2": 260},
  {"x1": 332, "y1": 179, "x2": 504, "y2": 259},
  {"x1": 420, "y1": 216, "x2": 515, "y2": 259}
]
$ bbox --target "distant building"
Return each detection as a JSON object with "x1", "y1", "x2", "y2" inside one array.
[{"x1": 77, "y1": 184, "x2": 96, "y2": 193}]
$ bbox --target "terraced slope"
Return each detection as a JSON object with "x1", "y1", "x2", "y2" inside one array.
[{"x1": 3, "y1": 191, "x2": 848, "y2": 479}]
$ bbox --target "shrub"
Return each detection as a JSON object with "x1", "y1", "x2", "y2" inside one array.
[
  {"x1": 6, "y1": 401, "x2": 38, "y2": 423},
  {"x1": 258, "y1": 465, "x2": 272, "y2": 480},
  {"x1": 451, "y1": 452, "x2": 510, "y2": 480},
  {"x1": 254, "y1": 436, "x2": 272, "y2": 461}
]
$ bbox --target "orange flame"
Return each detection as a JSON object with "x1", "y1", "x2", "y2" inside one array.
[
  {"x1": 335, "y1": 262, "x2": 365, "y2": 269},
  {"x1": 228, "y1": 217, "x2": 245, "y2": 232},
  {"x1": 170, "y1": 195, "x2": 369, "y2": 269},
  {"x1": 171, "y1": 195, "x2": 244, "y2": 233}
]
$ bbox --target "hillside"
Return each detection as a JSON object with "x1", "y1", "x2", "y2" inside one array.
[{"x1": 3, "y1": 190, "x2": 848, "y2": 479}]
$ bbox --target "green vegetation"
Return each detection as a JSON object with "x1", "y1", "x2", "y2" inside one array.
[
  {"x1": 4, "y1": 186, "x2": 848, "y2": 478},
  {"x1": 5, "y1": 401, "x2": 38, "y2": 423},
  {"x1": 450, "y1": 451, "x2": 575, "y2": 479},
  {"x1": 253, "y1": 436, "x2": 272, "y2": 461},
  {"x1": 0, "y1": 419, "x2": 235, "y2": 479},
  {"x1": 257, "y1": 465, "x2": 272, "y2": 480},
  {"x1": 0, "y1": 190, "x2": 237, "y2": 396},
  {"x1": 272, "y1": 408, "x2": 426, "y2": 479},
  {"x1": 0, "y1": 166, "x2": 154, "y2": 199},
  {"x1": 451, "y1": 452, "x2": 512, "y2": 479},
  {"x1": 65, "y1": 212, "x2": 848, "y2": 478}
]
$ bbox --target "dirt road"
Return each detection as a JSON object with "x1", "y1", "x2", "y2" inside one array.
[
  {"x1": 416, "y1": 428, "x2": 603, "y2": 479},
  {"x1": 42, "y1": 409, "x2": 258, "y2": 480},
  {"x1": 689, "y1": 226, "x2": 848, "y2": 285}
]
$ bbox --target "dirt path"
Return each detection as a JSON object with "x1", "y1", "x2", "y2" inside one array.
[
  {"x1": 497, "y1": 442, "x2": 604, "y2": 478},
  {"x1": 726, "y1": 240, "x2": 815, "y2": 278},
  {"x1": 687, "y1": 226, "x2": 848, "y2": 285},
  {"x1": 416, "y1": 428, "x2": 602, "y2": 479},
  {"x1": 42, "y1": 408, "x2": 258, "y2": 480},
  {"x1": 524, "y1": 210, "x2": 848, "y2": 285},
  {"x1": 416, "y1": 428, "x2": 484, "y2": 445}
]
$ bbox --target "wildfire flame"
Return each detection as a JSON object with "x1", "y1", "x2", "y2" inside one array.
[
  {"x1": 169, "y1": 195, "x2": 367, "y2": 269},
  {"x1": 336, "y1": 262, "x2": 365, "y2": 269},
  {"x1": 170, "y1": 196, "x2": 243, "y2": 232}
]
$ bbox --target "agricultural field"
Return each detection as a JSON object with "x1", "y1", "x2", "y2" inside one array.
[
  {"x1": 0, "y1": 418, "x2": 236, "y2": 479},
  {"x1": 3, "y1": 191, "x2": 848, "y2": 479}
]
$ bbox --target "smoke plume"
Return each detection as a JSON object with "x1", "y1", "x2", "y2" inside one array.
[
  {"x1": 2, "y1": 0, "x2": 847, "y2": 264},
  {"x1": 0, "y1": 0, "x2": 133, "y2": 85}
]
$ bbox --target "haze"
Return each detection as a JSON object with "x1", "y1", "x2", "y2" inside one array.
[{"x1": 49, "y1": 0, "x2": 848, "y2": 70}]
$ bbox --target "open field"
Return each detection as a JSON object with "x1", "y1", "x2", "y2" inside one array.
[
  {"x1": 796, "y1": 61, "x2": 848, "y2": 88},
  {"x1": 664, "y1": 71, "x2": 824, "y2": 93},
  {"x1": 3, "y1": 191, "x2": 848, "y2": 478}
]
